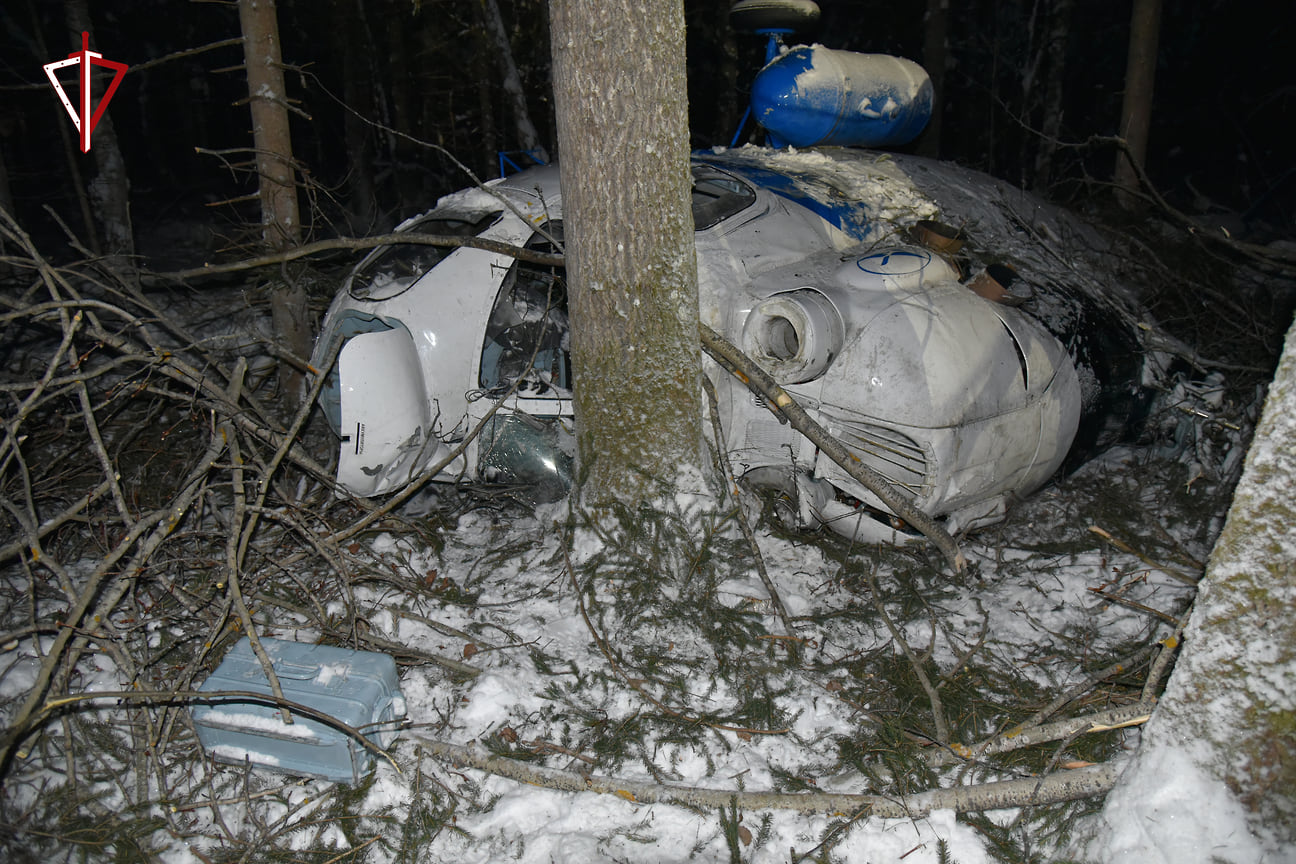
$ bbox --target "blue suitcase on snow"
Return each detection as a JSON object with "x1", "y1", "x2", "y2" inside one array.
[{"x1": 192, "y1": 637, "x2": 406, "y2": 784}]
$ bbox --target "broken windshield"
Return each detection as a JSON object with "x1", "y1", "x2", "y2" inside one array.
[
  {"x1": 348, "y1": 210, "x2": 502, "y2": 301},
  {"x1": 692, "y1": 165, "x2": 756, "y2": 230},
  {"x1": 478, "y1": 222, "x2": 570, "y2": 395}
]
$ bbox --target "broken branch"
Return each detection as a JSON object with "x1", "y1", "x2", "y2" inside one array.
[
  {"x1": 148, "y1": 233, "x2": 563, "y2": 283},
  {"x1": 413, "y1": 732, "x2": 1125, "y2": 817},
  {"x1": 699, "y1": 323, "x2": 967, "y2": 575}
]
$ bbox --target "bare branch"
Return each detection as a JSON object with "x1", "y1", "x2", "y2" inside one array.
[
  {"x1": 147, "y1": 232, "x2": 564, "y2": 283},
  {"x1": 412, "y1": 733, "x2": 1126, "y2": 817},
  {"x1": 700, "y1": 323, "x2": 967, "y2": 575}
]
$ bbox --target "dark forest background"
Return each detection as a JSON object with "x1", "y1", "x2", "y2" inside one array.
[
  {"x1": 1, "y1": 0, "x2": 1292, "y2": 264},
  {"x1": 0, "y1": 8, "x2": 1293, "y2": 857}
]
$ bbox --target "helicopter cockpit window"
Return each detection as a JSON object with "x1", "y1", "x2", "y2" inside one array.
[
  {"x1": 477, "y1": 222, "x2": 573, "y2": 502},
  {"x1": 478, "y1": 222, "x2": 570, "y2": 395},
  {"x1": 348, "y1": 210, "x2": 502, "y2": 301},
  {"x1": 692, "y1": 165, "x2": 756, "y2": 230}
]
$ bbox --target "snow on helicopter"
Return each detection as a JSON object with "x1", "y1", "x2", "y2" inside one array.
[{"x1": 310, "y1": 0, "x2": 1164, "y2": 544}]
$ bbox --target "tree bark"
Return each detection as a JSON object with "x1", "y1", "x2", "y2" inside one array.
[
  {"x1": 238, "y1": 0, "x2": 311, "y2": 406},
  {"x1": 337, "y1": 0, "x2": 382, "y2": 233},
  {"x1": 0, "y1": 144, "x2": 12, "y2": 222},
  {"x1": 1078, "y1": 313, "x2": 1296, "y2": 858},
  {"x1": 413, "y1": 733, "x2": 1125, "y2": 817},
  {"x1": 549, "y1": 0, "x2": 707, "y2": 507},
  {"x1": 1113, "y1": 0, "x2": 1161, "y2": 208},
  {"x1": 0, "y1": 144, "x2": 11, "y2": 280}
]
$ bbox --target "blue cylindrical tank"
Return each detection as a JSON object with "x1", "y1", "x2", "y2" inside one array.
[{"x1": 751, "y1": 46, "x2": 932, "y2": 148}]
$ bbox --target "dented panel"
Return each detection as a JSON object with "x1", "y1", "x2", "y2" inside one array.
[{"x1": 310, "y1": 147, "x2": 1156, "y2": 544}]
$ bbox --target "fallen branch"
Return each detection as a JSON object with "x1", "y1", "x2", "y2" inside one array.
[
  {"x1": 868, "y1": 568, "x2": 950, "y2": 745},
  {"x1": 562, "y1": 539, "x2": 790, "y2": 737},
  {"x1": 413, "y1": 733, "x2": 1124, "y2": 817},
  {"x1": 1010, "y1": 645, "x2": 1156, "y2": 733},
  {"x1": 702, "y1": 375, "x2": 799, "y2": 657},
  {"x1": 928, "y1": 702, "x2": 1154, "y2": 767},
  {"x1": 1094, "y1": 134, "x2": 1296, "y2": 275},
  {"x1": 699, "y1": 324, "x2": 967, "y2": 575},
  {"x1": 11, "y1": 689, "x2": 401, "y2": 776},
  {"x1": 1142, "y1": 615, "x2": 1189, "y2": 703},
  {"x1": 148, "y1": 232, "x2": 563, "y2": 283},
  {"x1": 1089, "y1": 525, "x2": 1200, "y2": 585}
]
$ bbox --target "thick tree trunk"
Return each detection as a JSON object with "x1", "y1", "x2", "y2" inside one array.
[
  {"x1": 1113, "y1": 0, "x2": 1161, "y2": 208},
  {"x1": 0, "y1": 144, "x2": 11, "y2": 280},
  {"x1": 0, "y1": 145, "x2": 12, "y2": 220},
  {"x1": 1077, "y1": 314, "x2": 1296, "y2": 859},
  {"x1": 238, "y1": 0, "x2": 310, "y2": 406},
  {"x1": 337, "y1": 0, "x2": 381, "y2": 233},
  {"x1": 549, "y1": 0, "x2": 707, "y2": 507}
]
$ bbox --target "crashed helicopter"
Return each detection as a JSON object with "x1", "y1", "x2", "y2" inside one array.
[{"x1": 310, "y1": 1, "x2": 1168, "y2": 546}]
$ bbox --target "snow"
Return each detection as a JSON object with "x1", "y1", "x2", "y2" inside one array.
[
  {"x1": 315, "y1": 662, "x2": 349, "y2": 686},
  {"x1": 712, "y1": 144, "x2": 940, "y2": 236},
  {"x1": 3, "y1": 392, "x2": 1270, "y2": 864},
  {"x1": 294, "y1": 469, "x2": 1210, "y2": 864},
  {"x1": 1074, "y1": 743, "x2": 1271, "y2": 863},
  {"x1": 199, "y1": 710, "x2": 320, "y2": 740},
  {"x1": 3, "y1": 145, "x2": 1287, "y2": 863},
  {"x1": 210, "y1": 744, "x2": 282, "y2": 767},
  {"x1": 1071, "y1": 317, "x2": 1296, "y2": 864}
]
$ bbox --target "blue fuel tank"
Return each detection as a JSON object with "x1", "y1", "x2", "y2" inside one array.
[{"x1": 751, "y1": 46, "x2": 932, "y2": 148}]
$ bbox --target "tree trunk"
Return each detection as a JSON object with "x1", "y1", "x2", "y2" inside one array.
[
  {"x1": 337, "y1": 0, "x2": 381, "y2": 233},
  {"x1": 1032, "y1": 0, "x2": 1074, "y2": 194},
  {"x1": 480, "y1": 0, "x2": 546, "y2": 160},
  {"x1": 549, "y1": 0, "x2": 707, "y2": 508},
  {"x1": 476, "y1": 63, "x2": 499, "y2": 178},
  {"x1": 238, "y1": 0, "x2": 310, "y2": 406},
  {"x1": 1077, "y1": 313, "x2": 1296, "y2": 859},
  {"x1": 917, "y1": 0, "x2": 948, "y2": 159},
  {"x1": 1113, "y1": 0, "x2": 1161, "y2": 208},
  {"x1": 64, "y1": 0, "x2": 134, "y2": 266},
  {"x1": 0, "y1": 143, "x2": 11, "y2": 281}
]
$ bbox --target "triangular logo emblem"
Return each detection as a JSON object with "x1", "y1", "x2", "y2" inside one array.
[{"x1": 43, "y1": 32, "x2": 129, "y2": 153}]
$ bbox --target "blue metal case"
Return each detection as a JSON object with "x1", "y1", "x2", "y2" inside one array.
[{"x1": 192, "y1": 637, "x2": 406, "y2": 784}]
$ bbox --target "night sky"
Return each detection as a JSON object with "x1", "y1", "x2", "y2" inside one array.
[{"x1": 1, "y1": 0, "x2": 1292, "y2": 254}]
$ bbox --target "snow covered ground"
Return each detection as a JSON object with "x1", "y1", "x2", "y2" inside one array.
[
  {"x1": 3, "y1": 148, "x2": 1291, "y2": 862},
  {"x1": 3, "y1": 433, "x2": 1252, "y2": 863}
]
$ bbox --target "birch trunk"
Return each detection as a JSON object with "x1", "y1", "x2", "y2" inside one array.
[
  {"x1": 64, "y1": 0, "x2": 134, "y2": 266},
  {"x1": 1032, "y1": 0, "x2": 1073, "y2": 194},
  {"x1": 917, "y1": 0, "x2": 948, "y2": 159},
  {"x1": 480, "y1": 0, "x2": 545, "y2": 159},
  {"x1": 1077, "y1": 313, "x2": 1296, "y2": 859}
]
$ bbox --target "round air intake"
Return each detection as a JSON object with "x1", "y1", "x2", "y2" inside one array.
[{"x1": 742, "y1": 289, "x2": 845, "y2": 385}]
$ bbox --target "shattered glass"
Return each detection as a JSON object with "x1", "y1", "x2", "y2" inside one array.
[
  {"x1": 477, "y1": 413, "x2": 574, "y2": 504},
  {"x1": 479, "y1": 224, "x2": 570, "y2": 395},
  {"x1": 348, "y1": 211, "x2": 502, "y2": 301}
]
